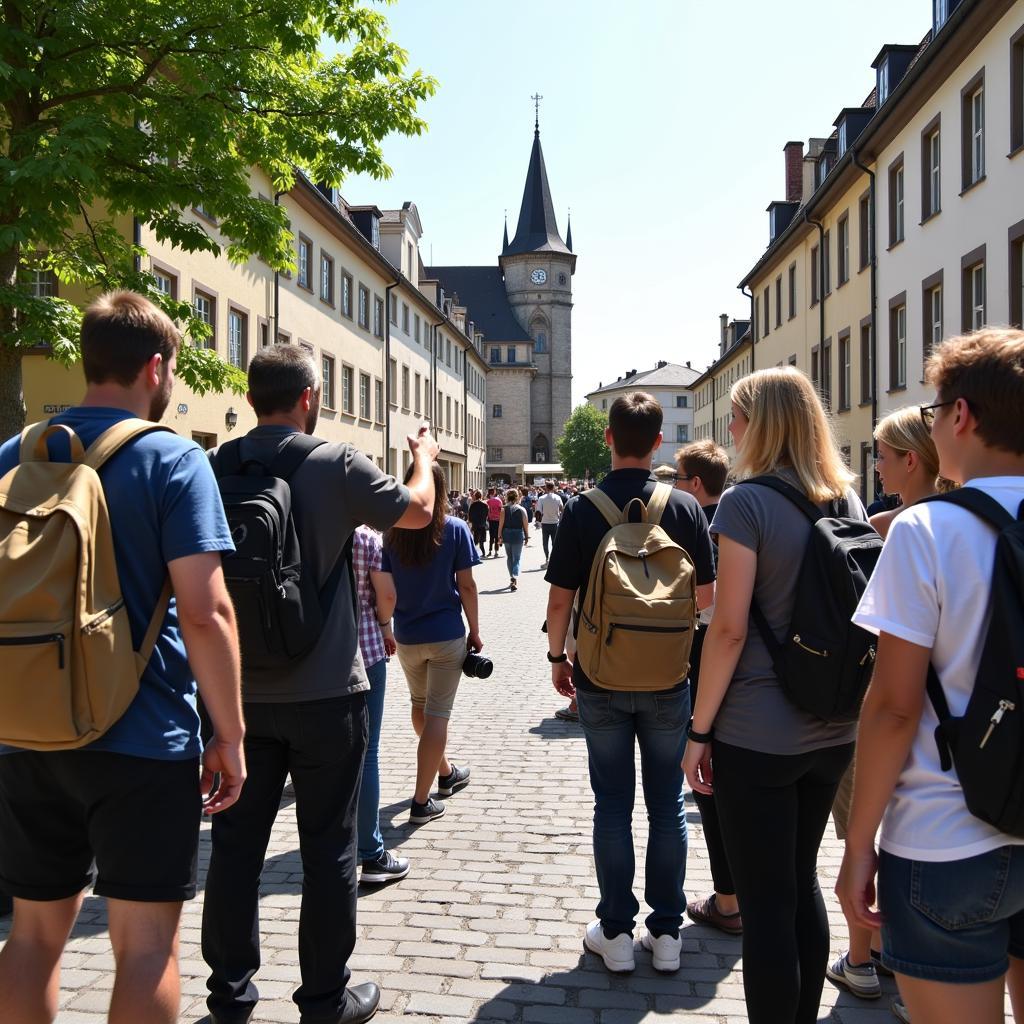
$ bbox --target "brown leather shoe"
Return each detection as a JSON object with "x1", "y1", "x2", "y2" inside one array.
[{"x1": 686, "y1": 894, "x2": 742, "y2": 935}]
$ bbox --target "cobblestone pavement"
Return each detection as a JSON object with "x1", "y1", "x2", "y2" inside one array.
[{"x1": 1, "y1": 539, "x2": 1014, "y2": 1022}]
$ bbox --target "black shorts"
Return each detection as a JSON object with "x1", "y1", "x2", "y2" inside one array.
[
  {"x1": 488, "y1": 521, "x2": 500, "y2": 542},
  {"x1": 472, "y1": 523, "x2": 487, "y2": 544},
  {"x1": 0, "y1": 751, "x2": 202, "y2": 902}
]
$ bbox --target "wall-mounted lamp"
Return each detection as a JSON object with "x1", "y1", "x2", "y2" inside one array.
[{"x1": 225, "y1": 407, "x2": 239, "y2": 431}]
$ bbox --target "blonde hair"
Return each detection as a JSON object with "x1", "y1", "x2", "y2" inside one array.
[
  {"x1": 731, "y1": 366, "x2": 854, "y2": 503},
  {"x1": 874, "y1": 405, "x2": 941, "y2": 482}
]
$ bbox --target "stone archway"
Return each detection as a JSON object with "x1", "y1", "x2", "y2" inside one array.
[{"x1": 532, "y1": 433, "x2": 549, "y2": 463}]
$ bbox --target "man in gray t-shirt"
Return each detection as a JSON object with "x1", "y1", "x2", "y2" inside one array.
[{"x1": 203, "y1": 345, "x2": 439, "y2": 1024}]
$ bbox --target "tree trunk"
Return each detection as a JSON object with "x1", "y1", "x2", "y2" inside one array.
[{"x1": 0, "y1": 343, "x2": 25, "y2": 442}]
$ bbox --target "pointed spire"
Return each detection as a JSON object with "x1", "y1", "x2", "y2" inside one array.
[
  {"x1": 502, "y1": 212, "x2": 509, "y2": 253},
  {"x1": 566, "y1": 210, "x2": 573, "y2": 252},
  {"x1": 505, "y1": 113, "x2": 570, "y2": 257}
]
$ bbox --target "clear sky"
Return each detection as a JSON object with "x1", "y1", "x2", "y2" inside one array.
[{"x1": 342, "y1": 0, "x2": 931, "y2": 407}]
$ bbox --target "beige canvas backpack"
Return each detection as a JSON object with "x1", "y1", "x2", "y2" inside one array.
[
  {"x1": 0, "y1": 419, "x2": 173, "y2": 750},
  {"x1": 575, "y1": 482, "x2": 696, "y2": 692}
]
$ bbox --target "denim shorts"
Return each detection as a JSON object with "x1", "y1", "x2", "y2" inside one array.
[{"x1": 878, "y1": 845, "x2": 1024, "y2": 983}]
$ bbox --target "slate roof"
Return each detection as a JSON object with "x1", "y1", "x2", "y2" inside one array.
[
  {"x1": 504, "y1": 130, "x2": 571, "y2": 256},
  {"x1": 426, "y1": 265, "x2": 532, "y2": 342},
  {"x1": 587, "y1": 362, "x2": 702, "y2": 397}
]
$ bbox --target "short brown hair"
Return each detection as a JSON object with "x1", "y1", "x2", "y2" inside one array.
[
  {"x1": 608, "y1": 392, "x2": 663, "y2": 458},
  {"x1": 675, "y1": 440, "x2": 730, "y2": 497},
  {"x1": 926, "y1": 329, "x2": 1024, "y2": 454},
  {"x1": 248, "y1": 344, "x2": 319, "y2": 416},
  {"x1": 80, "y1": 291, "x2": 180, "y2": 387}
]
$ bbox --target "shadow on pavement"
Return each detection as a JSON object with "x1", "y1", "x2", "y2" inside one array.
[{"x1": 529, "y1": 717, "x2": 583, "y2": 739}]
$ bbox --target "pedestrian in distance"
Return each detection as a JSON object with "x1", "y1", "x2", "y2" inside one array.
[
  {"x1": 498, "y1": 487, "x2": 530, "y2": 591},
  {"x1": 546, "y1": 392, "x2": 715, "y2": 975},
  {"x1": 468, "y1": 489, "x2": 489, "y2": 558},
  {"x1": 201, "y1": 344, "x2": 440, "y2": 1024},
  {"x1": 683, "y1": 366, "x2": 868, "y2": 1024},
  {"x1": 537, "y1": 480, "x2": 564, "y2": 569},
  {"x1": 0, "y1": 291, "x2": 245, "y2": 1024},
  {"x1": 671, "y1": 440, "x2": 742, "y2": 938},
  {"x1": 382, "y1": 463, "x2": 482, "y2": 825},
  {"x1": 838, "y1": 329, "x2": 1024, "y2": 1024},
  {"x1": 486, "y1": 486, "x2": 503, "y2": 557},
  {"x1": 352, "y1": 525, "x2": 410, "y2": 886}
]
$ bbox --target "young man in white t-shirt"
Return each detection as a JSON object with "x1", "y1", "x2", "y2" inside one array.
[
  {"x1": 838, "y1": 329, "x2": 1024, "y2": 1024},
  {"x1": 537, "y1": 481, "x2": 564, "y2": 568}
]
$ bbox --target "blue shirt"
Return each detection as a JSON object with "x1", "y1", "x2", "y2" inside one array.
[
  {"x1": 381, "y1": 516, "x2": 480, "y2": 645},
  {"x1": 0, "y1": 408, "x2": 234, "y2": 759}
]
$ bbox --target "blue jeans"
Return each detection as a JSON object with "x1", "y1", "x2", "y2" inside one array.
[
  {"x1": 576, "y1": 684, "x2": 690, "y2": 938},
  {"x1": 356, "y1": 658, "x2": 387, "y2": 862},
  {"x1": 504, "y1": 529, "x2": 524, "y2": 577}
]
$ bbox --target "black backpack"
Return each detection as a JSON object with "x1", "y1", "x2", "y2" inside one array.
[
  {"x1": 922, "y1": 488, "x2": 1024, "y2": 836},
  {"x1": 214, "y1": 433, "x2": 341, "y2": 669},
  {"x1": 741, "y1": 476, "x2": 884, "y2": 723}
]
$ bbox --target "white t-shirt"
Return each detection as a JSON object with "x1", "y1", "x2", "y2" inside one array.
[
  {"x1": 538, "y1": 492, "x2": 564, "y2": 525},
  {"x1": 852, "y1": 477, "x2": 1024, "y2": 862}
]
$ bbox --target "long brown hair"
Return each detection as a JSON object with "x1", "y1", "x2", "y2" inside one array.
[{"x1": 384, "y1": 463, "x2": 448, "y2": 567}]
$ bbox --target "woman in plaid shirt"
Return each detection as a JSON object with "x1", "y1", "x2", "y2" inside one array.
[{"x1": 352, "y1": 525, "x2": 409, "y2": 884}]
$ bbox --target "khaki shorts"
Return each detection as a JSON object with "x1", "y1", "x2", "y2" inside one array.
[
  {"x1": 832, "y1": 758, "x2": 855, "y2": 841},
  {"x1": 397, "y1": 634, "x2": 465, "y2": 719}
]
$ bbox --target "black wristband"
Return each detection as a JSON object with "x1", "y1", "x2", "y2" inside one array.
[
  {"x1": 547, "y1": 651, "x2": 569, "y2": 663},
  {"x1": 686, "y1": 718, "x2": 714, "y2": 743}
]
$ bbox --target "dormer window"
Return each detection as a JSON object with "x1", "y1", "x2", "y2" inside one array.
[
  {"x1": 838, "y1": 121, "x2": 848, "y2": 156},
  {"x1": 934, "y1": 0, "x2": 949, "y2": 31},
  {"x1": 370, "y1": 216, "x2": 380, "y2": 250},
  {"x1": 878, "y1": 60, "x2": 890, "y2": 104}
]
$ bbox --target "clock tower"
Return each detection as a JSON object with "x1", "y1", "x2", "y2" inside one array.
[{"x1": 498, "y1": 114, "x2": 575, "y2": 466}]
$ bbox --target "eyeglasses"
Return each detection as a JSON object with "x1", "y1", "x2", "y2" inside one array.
[
  {"x1": 674, "y1": 474, "x2": 695, "y2": 482},
  {"x1": 919, "y1": 397, "x2": 975, "y2": 427}
]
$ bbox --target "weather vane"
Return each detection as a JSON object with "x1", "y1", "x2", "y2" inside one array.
[{"x1": 531, "y1": 93, "x2": 543, "y2": 132}]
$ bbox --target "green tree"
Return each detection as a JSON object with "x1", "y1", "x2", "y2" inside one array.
[
  {"x1": 556, "y1": 403, "x2": 610, "y2": 481},
  {"x1": 0, "y1": 0, "x2": 435, "y2": 437}
]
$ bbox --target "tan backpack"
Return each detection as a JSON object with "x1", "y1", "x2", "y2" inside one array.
[
  {"x1": 575, "y1": 482, "x2": 696, "y2": 692},
  {"x1": 0, "y1": 419, "x2": 173, "y2": 750}
]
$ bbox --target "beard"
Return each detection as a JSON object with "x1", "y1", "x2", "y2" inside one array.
[
  {"x1": 304, "y1": 390, "x2": 321, "y2": 435},
  {"x1": 148, "y1": 369, "x2": 174, "y2": 422}
]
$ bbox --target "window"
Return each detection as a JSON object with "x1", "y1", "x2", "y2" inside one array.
[
  {"x1": 258, "y1": 320, "x2": 269, "y2": 349},
  {"x1": 493, "y1": 404, "x2": 502, "y2": 418},
  {"x1": 966, "y1": 259, "x2": 986, "y2": 331},
  {"x1": 921, "y1": 270, "x2": 944, "y2": 367},
  {"x1": 389, "y1": 293, "x2": 397, "y2": 326},
  {"x1": 446, "y1": 339, "x2": 452, "y2": 366},
  {"x1": 320, "y1": 253, "x2": 334, "y2": 304},
  {"x1": 490, "y1": 447, "x2": 504, "y2": 462},
  {"x1": 321, "y1": 354, "x2": 335, "y2": 409},
  {"x1": 821, "y1": 336, "x2": 832, "y2": 409},
  {"x1": 402, "y1": 303, "x2": 409, "y2": 335},
  {"x1": 424, "y1": 378, "x2": 431, "y2": 418},
  {"x1": 358, "y1": 285, "x2": 369, "y2": 328},
  {"x1": 1012, "y1": 27, "x2": 1024, "y2": 153},
  {"x1": 922, "y1": 118, "x2": 941, "y2": 219},
  {"x1": 676, "y1": 425, "x2": 688, "y2": 443},
  {"x1": 811, "y1": 346, "x2": 820, "y2": 389},
  {"x1": 878, "y1": 59, "x2": 890, "y2": 105},
  {"x1": 859, "y1": 192, "x2": 872, "y2": 270},
  {"x1": 193, "y1": 289, "x2": 215, "y2": 348},
  {"x1": 388, "y1": 357, "x2": 397, "y2": 405},
  {"x1": 889, "y1": 156, "x2": 905, "y2": 246},
  {"x1": 490, "y1": 346, "x2": 500, "y2": 364},
  {"x1": 934, "y1": 0, "x2": 949, "y2": 30},
  {"x1": 153, "y1": 268, "x2": 175, "y2": 299},
  {"x1": 373, "y1": 297, "x2": 384, "y2": 339},
  {"x1": 837, "y1": 215, "x2": 850, "y2": 286},
  {"x1": 414, "y1": 313, "x2": 421, "y2": 344},
  {"x1": 962, "y1": 73, "x2": 986, "y2": 189},
  {"x1": 753, "y1": 296, "x2": 760, "y2": 341},
  {"x1": 774, "y1": 279, "x2": 784, "y2": 333},
  {"x1": 401, "y1": 365, "x2": 410, "y2": 410},
  {"x1": 227, "y1": 309, "x2": 247, "y2": 368},
  {"x1": 788, "y1": 263, "x2": 797, "y2": 318},
  {"x1": 889, "y1": 298, "x2": 907, "y2": 390},
  {"x1": 341, "y1": 273, "x2": 353, "y2": 318},
  {"x1": 675, "y1": 395, "x2": 688, "y2": 408},
  {"x1": 29, "y1": 268, "x2": 57, "y2": 297},
  {"x1": 535, "y1": 331, "x2": 547, "y2": 353},
  {"x1": 350, "y1": 371, "x2": 365, "y2": 419},
  {"x1": 414, "y1": 372, "x2": 422, "y2": 415},
  {"x1": 506, "y1": 345, "x2": 515, "y2": 364},
  {"x1": 838, "y1": 332, "x2": 851, "y2": 411},
  {"x1": 1011, "y1": 221, "x2": 1024, "y2": 328},
  {"x1": 341, "y1": 363, "x2": 353, "y2": 415},
  {"x1": 374, "y1": 378, "x2": 384, "y2": 423},
  {"x1": 823, "y1": 231, "x2": 831, "y2": 295},
  {"x1": 763, "y1": 286, "x2": 770, "y2": 336},
  {"x1": 298, "y1": 237, "x2": 312, "y2": 290},
  {"x1": 407, "y1": 242, "x2": 414, "y2": 276},
  {"x1": 811, "y1": 246, "x2": 820, "y2": 305},
  {"x1": 445, "y1": 396, "x2": 451, "y2": 433}
]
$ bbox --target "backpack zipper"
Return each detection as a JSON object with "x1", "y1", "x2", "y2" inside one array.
[
  {"x1": 859, "y1": 646, "x2": 876, "y2": 667},
  {"x1": 606, "y1": 623, "x2": 689, "y2": 645},
  {"x1": 980, "y1": 699, "x2": 1016, "y2": 749},
  {"x1": 0, "y1": 633, "x2": 65, "y2": 669},
  {"x1": 792, "y1": 634, "x2": 829, "y2": 657},
  {"x1": 82, "y1": 599, "x2": 125, "y2": 635}
]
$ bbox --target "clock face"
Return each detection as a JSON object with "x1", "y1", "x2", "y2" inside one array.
[{"x1": 531, "y1": 268, "x2": 547, "y2": 285}]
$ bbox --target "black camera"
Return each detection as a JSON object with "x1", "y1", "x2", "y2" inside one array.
[{"x1": 463, "y1": 651, "x2": 493, "y2": 679}]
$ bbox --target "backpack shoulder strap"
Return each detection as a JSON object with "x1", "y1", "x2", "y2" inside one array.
[
  {"x1": 925, "y1": 663, "x2": 955, "y2": 773},
  {"x1": 18, "y1": 420, "x2": 87, "y2": 464},
  {"x1": 83, "y1": 419, "x2": 176, "y2": 471},
  {"x1": 269, "y1": 432, "x2": 328, "y2": 480},
  {"x1": 645, "y1": 482, "x2": 672, "y2": 527},
  {"x1": 213, "y1": 437, "x2": 245, "y2": 479},
  {"x1": 135, "y1": 578, "x2": 173, "y2": 678},
  {"x1": 917, "y1": 488, "x2": 1016, "y2": 531},
  {"x1": 741, "y1": 474, "x2": 823, "y2": 523},
  {"x1": 582, "y1": 487, "x2": 622, "y2": 529}
]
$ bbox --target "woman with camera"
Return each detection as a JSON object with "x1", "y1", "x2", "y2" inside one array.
[
  {"x1": 382, "y1": 464, "x2": 483, "y2": 825},
  {"x1": 497, "y1": 487, "x2": 530, "y2": 591}
]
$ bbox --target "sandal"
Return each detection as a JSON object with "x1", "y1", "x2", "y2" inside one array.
[{"x1": 686, "y1": 894, "x2": 743, "y2": 935}]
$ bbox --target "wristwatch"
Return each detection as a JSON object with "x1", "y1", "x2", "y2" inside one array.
[
  {"x1": 546, "y1": 651, "x2": 569, "y2": 663},
  {"x1": 686, "y1": 718, "x2": 714, "y2": 743}
]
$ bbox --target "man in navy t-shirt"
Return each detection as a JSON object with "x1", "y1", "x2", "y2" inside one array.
[{"x1": 0, "y1": 292, "x2": 244, "y2": 1022}]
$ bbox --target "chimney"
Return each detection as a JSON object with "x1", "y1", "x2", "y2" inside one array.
[
  {"x1": 686, "y1": 360, "x2": 691, "y2": 368},
  {"x1": 784, "y1": 141, "x2": 804, "y2": 203},
  {"x1": 720, "y1": 313, "x2": 729, "y2": 348}
]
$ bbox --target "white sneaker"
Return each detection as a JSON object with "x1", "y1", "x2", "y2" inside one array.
[
  {"x1": 583, "y1": 920, "x2": 635, "y2": 973},
  {"x1": 641, "y1": 930, "x2": 682, "y2": 972},
  {"x1": 541, "y1": 560, "x2": 548, "y2": 568},
  {"x1": 826, "y1": 952, "x2": 881, "y2": 999}
]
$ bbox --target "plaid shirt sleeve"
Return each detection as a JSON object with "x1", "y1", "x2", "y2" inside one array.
[{"x1": 353, "y1": 527, "x2": 387, "y2": 668}]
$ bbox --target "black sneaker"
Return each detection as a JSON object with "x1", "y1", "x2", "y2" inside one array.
[
  {"x1": 437, "y1": 763, "x2": 471, "y2": 797},
  {"x1": 409, "y1": 796, "x2": 446, "y2": 824},
  {"x1": 361, "y1": 850, "x2": 410, "y2": 885}
]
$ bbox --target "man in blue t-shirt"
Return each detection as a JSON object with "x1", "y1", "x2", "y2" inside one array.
[{"x1": 0, "y1": 292, "x2": 244, "y2": 1022}]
